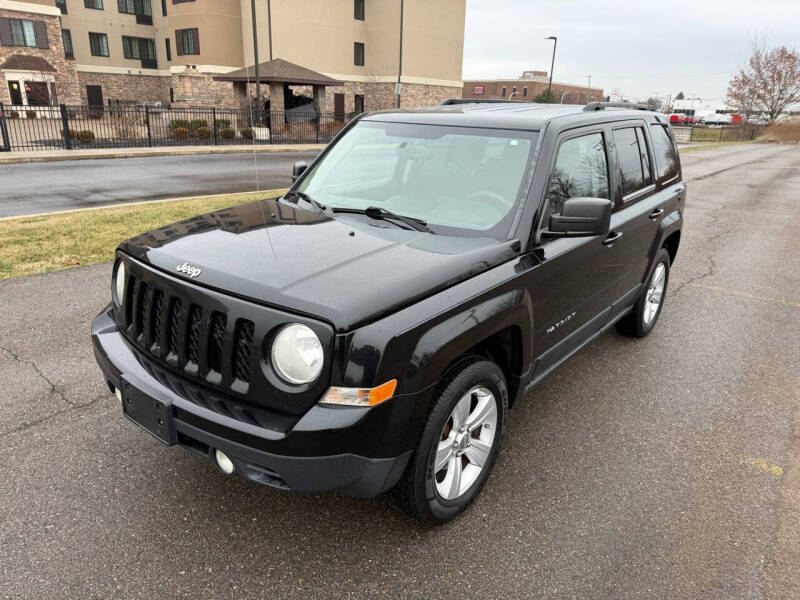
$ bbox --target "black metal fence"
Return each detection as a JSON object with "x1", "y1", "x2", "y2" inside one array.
[
  {"x1": 688, "y1": 124, "x2": 766, "y2": 142},
  {"x1": 0, "y1": 103, "x2": 356, "y2": 152}
]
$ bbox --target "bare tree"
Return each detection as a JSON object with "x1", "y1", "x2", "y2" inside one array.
[
  {"x1": 727, "y1": 39, "x2": 800, "y2": 122},
  {"x1": 645, "y1": 97, "x2": 663, "y2": 111}
]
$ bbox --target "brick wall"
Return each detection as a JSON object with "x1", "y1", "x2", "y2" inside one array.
[
  {"x1": 313, "y1": 81, "x2": 461, "y2": 113},
  {"x1": 0, "y1": 7, "x2": 81, "y2": 105},
  {"x1": 76, "y1": 71, "x2": 169, "y2": 105},
  {"x1": 171, "y1": 68, "x2": 238, "y2": 108}
]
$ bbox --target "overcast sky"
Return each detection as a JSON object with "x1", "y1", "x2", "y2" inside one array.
[{"x1": 462, "y1": 0, "x2": 800, "y2": 101}]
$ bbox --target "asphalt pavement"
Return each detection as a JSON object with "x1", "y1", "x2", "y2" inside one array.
[
  {"x1": 0, "y1": 151, "x2": 320, "y2": 218},
  {"x1": 1, "y1": 143, "x2": 799, "y2": 599}
]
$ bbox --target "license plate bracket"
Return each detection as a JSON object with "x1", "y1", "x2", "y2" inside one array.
[{"x1": 120, "y1": 376, "x2": 177, "y2": 445}]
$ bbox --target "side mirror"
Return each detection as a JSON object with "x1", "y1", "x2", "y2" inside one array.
[
  {"x1": 292, "y1": 161, "x2": 308, "y2": 182},
  {"x1": 543, "y1": 197, "x2": 612, "y2": 238}
]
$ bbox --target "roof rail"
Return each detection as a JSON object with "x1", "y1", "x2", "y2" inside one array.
[
  {"x1": 583, "y1": 101, "x2": 650, "y2": 112},
  {"x1": 440, "y1": 98, "x2": 517, "y2": 105}
]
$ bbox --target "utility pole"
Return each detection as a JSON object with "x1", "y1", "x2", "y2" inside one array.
[
  {"x1": 396, "y1": 0, "x2": 404, "y2": 108},
  {"x1": 587, "y1": 75, "x2": 591, "y2": 88},
  {"x1": 267, "y1": 0, "x2": 272, "y2": 60},
  {"x1": 546, "y1": 36, "x2": 557, "y2": 100},
  {"x1": 250, "y1": 0, "x2": 260, "y2": 118}
]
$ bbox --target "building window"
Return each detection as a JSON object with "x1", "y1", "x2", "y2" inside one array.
[
  {"x1": 354, "y1": 41, "x2": 364, "y2": 66},
  {"x1": 501, "y1": 86, "x2": 506, "y2": 97},
  {"x1": 512, "y1": 86, "x2": 517, "y2": 95},
  {"x1": 354, "y1": 0, "x2": 364, "y2": 20},
  {"x1": 9, "y1": 19, "x2": 35, "y2": 47},
  {"x1": 165, "y1": 37, "x2": 171, "y2": 61},
  {"x1": 84, "y1": 0, "x2": 103, "y2": 9},
  {"x1": 523, "y1": 87, "x2": 527, "y2": 97},
  {"x1": 62, "y1": 29, "x2": 74, "y2": 58},
  {"x1": 118, "y1": 0, "x2": 151, "y2": 15},
  {"x1": 354, "y1": 94, "x2": 364, "y2": 114},
  {"x1": 122, "y1": 35, "x2": 155, "y2": 60},
  {"x1": 56, "y1": 0, "x2": 68, "y2": 15},
  {"x1": 172, "y1": 0, "x2": 195, "y2": 3},
  {"x1": 89, "y1": 32, "x2": 109, "y2": 56},
  {"x1": 161, "y1": 0, "x2": 167, "y2": 15},
  {"x1": 176, "y1": 28, "x2": 199, "y2": 55}
]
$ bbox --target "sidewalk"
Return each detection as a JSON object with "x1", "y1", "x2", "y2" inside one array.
[{"x1": 0, "y1": 143, "x2": 327, "y2": 164}]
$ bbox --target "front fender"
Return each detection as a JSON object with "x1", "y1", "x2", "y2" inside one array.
[{"x1": 335, "y1": 256, "x2": 538, "y2": 395}]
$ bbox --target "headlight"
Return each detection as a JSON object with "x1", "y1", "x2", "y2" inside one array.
[
  {"x1": 271, "y1": 324, "x2": 323, "y2": 384},
  {"x1": 114, "y1": 260, "x2": 126, "y2": 306}
]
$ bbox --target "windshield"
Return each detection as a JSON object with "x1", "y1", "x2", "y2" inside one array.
[{"x1": 296, "y1": 120, "x2": 538, "y2": 238}]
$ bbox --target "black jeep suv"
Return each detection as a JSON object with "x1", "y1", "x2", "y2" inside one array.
[{"x1": 92, "y1": 101, "x2": 684, "y2": 523}]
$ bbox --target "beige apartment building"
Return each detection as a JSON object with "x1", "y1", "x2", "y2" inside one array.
[{"x1": 0, "y1": 0, "x2": 466, "y2": 112}]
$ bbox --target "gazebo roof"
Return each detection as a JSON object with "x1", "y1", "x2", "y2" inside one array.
[
  {"x1": 1, "y1": 54, "x2": 56, "y2": 72},
  {"x1": 213, "y1": 58, "x2": 342, "y2": 86}
]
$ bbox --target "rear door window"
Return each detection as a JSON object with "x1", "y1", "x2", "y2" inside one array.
[
  {"x1": 649, "y1": 124, "x2": 679, "y2": 183},
  {"x1": 545, "y1": 132, "x2": 609, "y2": 217},
  {"x1": 613, "y1": 127, "x2": 652, "y2": 198}
]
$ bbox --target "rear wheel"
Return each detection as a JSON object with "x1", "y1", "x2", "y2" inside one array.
[
  {"x1": 392, "y1": 356, "x2": 508, "y2": 523},
  {"x1": 616, "y1": 248, "x2": 671, "y2": 337}
]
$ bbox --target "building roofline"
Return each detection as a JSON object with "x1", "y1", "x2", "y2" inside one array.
[{"x1": 0, "y1": 0, "x2": 61, "y2": 16}]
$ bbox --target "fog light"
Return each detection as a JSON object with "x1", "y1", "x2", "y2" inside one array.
[
  {"x1": 214, "y1": 449, "x2": 235, "y2": 475},
  {"x1": 114, "y1": 387, "x2": 122, "y2": 402}
]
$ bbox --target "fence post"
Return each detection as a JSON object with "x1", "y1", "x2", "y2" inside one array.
[
  {"x1": 145, "y1": 106, "x2": 152, "y2": 147},
  {"x1": 60, "y1": 104, "x2": 72, "y2": 150},
  {"x1": 316, "y1": 111, "x2": 320, "y2": 144},
  {"x1": 0, "y1": 103, "x2": 10, "y2": 152},
  {"x1": 212, "y1": 107, "x2": 217, "y2": 145}
]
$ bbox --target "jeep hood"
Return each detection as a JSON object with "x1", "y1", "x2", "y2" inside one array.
[{"x1": 119, "y1": 197, "x2": 518, "y2": 331}]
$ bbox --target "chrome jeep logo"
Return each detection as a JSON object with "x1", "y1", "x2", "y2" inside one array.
[{"x1": 176, "y1": 262, "x2": 202, "y2": 278}]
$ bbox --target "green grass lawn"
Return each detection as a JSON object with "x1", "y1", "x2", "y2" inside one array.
[{"x1": 0, "y1": 189, "x2": 285, "y2": 281}]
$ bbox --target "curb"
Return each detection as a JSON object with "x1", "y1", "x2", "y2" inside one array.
[
  {"x1": 0, "y1": 188, "x2": 288, "y2": 222},
  {"x1": 0, "y1": 144, "x2": 326, "y2": 164}
]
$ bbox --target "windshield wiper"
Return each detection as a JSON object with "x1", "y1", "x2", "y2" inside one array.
[
  {"x1": 283, "y1": 190, "x2": 327, "y2": 214},
  {"x1": 331, "y1": 206, "x2": 434, "y2": 233}
]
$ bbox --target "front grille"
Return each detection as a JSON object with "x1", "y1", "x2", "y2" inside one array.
[
  {"x1": 187, "y1": 305, "x2": 203, "y2": 365},
  {"x1": 208, "y1": 313, "x2": 226, "y2": 374},
  {"x1": 233, "y1": 320, "x2": 255, "y2": 382},
  {"x1": 167, "y1": 298, "x2": 182, "y2": 356},
  {"x1": 123, "y1": 274, "x2": 255, "y2": 394}
]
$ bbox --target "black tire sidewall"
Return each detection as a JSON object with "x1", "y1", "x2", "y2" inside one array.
[{"x1": 419, "y1": 360, "x2": 508, "y2": 522}]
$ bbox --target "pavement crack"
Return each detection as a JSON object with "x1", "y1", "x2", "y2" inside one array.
[{"x1": 0, "y1": 344, "x2": 73, "y2": 407}]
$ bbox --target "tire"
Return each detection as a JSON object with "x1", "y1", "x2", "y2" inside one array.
[
  {"x1": 391, "y1": 355, "x2": 508, "y2": 524},
  {"x1": 616, "y1": 248, "x2": 671, "y2": 338}
]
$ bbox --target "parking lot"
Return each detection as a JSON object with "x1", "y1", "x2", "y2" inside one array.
[{"x1": 1, "y1": 143, "x2": 798, "y2": 598}]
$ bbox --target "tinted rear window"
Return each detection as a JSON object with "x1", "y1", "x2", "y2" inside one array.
[{"x1": 649, "y1": 124, "x2": 679, "y2": 183}]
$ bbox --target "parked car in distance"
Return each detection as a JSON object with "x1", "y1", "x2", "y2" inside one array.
[{"x1": 92, "y1": 100, "x2": 685, "y2": 523}]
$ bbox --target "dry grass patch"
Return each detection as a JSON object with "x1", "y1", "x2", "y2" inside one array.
[
  {"x1": 762, "y1": 121, "x2": 800, "y2": 144},
  {"x1": 0, "y1": 189, "x2": 285, "y2": 281}
]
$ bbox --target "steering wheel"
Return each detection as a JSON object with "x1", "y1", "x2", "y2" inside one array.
[{"x1": 464, "y1": 190, "x2": 510, "y2": 214}]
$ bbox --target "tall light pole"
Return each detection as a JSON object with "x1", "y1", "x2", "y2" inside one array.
[
  {"x1": 251, "y1": 0, "x2": 260, "y2": 113},
  {"x1": 396, "y1": 0, "x2": 404, "y2": 108},
  {"x1": 546, "y1": 36, "x2": 557, "y2": 101},
  {"x1": 587, "y1": 75, "x2": 591, "y2": 88}
]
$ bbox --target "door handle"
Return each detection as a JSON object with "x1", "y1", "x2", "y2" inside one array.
[
  {"x1": 649, "y1": 208, "x2": 665, "y2": 220},
  {"x1": 602, "y1": 231, "x2": 623, "y2": 246}
]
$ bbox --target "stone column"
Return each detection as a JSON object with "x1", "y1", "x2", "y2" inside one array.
[
  {"x1": 312, "y1": 85, "x2": 326, "y2": 113},
  {"x1": 268, "y1": 82, "x2": 285, "y2": 111},
  {"x1": 234, "y1": 81, "x2": 248, "y2": 113}
]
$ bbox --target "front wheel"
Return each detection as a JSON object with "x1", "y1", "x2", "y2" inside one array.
[
  {"x1": 616, "y1": 247, "x2": 671, "y2": 337},
  {"x1": 391, "y1": 356, "x2": 508, "y2": 523}
]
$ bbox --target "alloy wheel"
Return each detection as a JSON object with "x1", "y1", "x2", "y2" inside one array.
[
  {"x1": 434, "y1": 386, "x2": 498, "y2": 500},
  {"x1": 644, "y1": 262, "x2": 666, "y2": 325}
]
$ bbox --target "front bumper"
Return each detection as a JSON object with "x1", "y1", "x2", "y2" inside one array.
[{"x1": 92, "y1": 306, "x2": 414, "y2": 497}]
